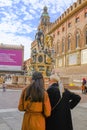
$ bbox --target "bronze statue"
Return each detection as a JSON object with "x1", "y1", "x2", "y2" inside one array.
[{"x1": 35, "y1": 28, "x2": 44, "y2": 50}]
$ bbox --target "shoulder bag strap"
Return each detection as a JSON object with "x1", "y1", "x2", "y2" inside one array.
[{"x1": 52, "y1": 97, "x2": 62, "y2": 111}]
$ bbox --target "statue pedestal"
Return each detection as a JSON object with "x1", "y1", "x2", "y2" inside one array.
[
  {"x1": 31, "y1": 33, "x2": 54, "y2": 78},
  {"x1": 11, "y1": 75, "x2": 50, "y2": 89}
]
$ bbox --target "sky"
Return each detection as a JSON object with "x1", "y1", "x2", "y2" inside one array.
[{"x1": 0, "y1": 0, "x2": 77, "y2": 61}]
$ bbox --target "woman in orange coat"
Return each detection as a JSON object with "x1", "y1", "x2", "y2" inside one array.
[{"x1": 18, "y1": 71, "x2": 51, "y2": 130}]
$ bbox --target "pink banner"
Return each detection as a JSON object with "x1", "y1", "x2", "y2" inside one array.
[{"x1": 0, "y1": 49, "x2": 23, "y2": 66}]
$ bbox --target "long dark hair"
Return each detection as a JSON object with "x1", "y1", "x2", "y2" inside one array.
[{"x1": 25, "y1": 71, "x2": 44, "y2": 102}]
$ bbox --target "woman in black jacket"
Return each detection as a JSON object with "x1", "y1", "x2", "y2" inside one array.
[{"x1": 46, "y1": 73, "x2": 81, "y2": 130}]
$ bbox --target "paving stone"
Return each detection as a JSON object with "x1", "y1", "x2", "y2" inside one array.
[
  {"x1": 0, "y1": 89, "x2": 87, "y2": 130},
  {"x1": 0, "y1": 123, "x2": 10, "y2": 130}
]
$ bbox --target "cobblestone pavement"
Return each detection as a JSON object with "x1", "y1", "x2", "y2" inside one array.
[{"x1": 0, "y1": 88, "x2": 87, "y2": 130}]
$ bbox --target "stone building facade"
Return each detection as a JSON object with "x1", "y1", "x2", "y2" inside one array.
[
  {"x1": 31, "y1": 0, "x2": 87, "y2": 85},
  {"x1": 47, "y1": 0, "x2": 87, "y2": 83}
]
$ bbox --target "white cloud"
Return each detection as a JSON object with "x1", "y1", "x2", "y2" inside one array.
[
  {"x1": 23, "y1": 12, "x2": 34, "y2": 20},
  {"x1": 0, "y1": 0, "x2": 77, "y2": 61},
  {"x1": 0, "y1": 22, "x2": 18, "y2": 33},
  {"x1": 0, "y1": 0, "x2": 12, "y2": 7},
  {"x1": 22, "y1": 0, "x2": 40, "y2": 5},
  {"x1": 29, "y1": 9, "x2": 36, "y2": 15}
]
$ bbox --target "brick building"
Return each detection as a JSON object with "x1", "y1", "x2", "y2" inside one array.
[
  {"x1": 47, "y1": 0, "x2": 87, "y2": 83},
  {"x1": 31, "y1": 0, "x2": 87, "y2": 84}
]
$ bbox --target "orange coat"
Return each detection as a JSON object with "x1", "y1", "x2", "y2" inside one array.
[{"x1": 18, "y1": 87, "x2": 51, "y2": 130}]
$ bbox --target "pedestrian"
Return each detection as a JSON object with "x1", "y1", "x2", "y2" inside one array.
[
  {"x1": 18, "y1": 71, "x2": 51, "y2": 130},
  {"x1": 2, "y1": 81, "x2": 6, "y2": 92},
  {"x1": 81, "y1": 84, "x2": 85, "y2": 94},
  {"x1": 81, "y1": 78, "x2": 87, "y2": 94},
  {"x1": 46, "y1": 73, "x2": 81, "y2": 130}
]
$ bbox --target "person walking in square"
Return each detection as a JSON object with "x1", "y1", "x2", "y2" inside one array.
[
  {"x1": 46, "y1": 73, "x2": 81, "y2": 130},
  {"x1": 81, "y1": 78, "x2": 87, "y2": 94},
  {"x1": 18, "y1": 71, "x2": 51, "y2": 130},
  {"x1": 2, "y1": 81, "x2": 6, "y2": 92}
]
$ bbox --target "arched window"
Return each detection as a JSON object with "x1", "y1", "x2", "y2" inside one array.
[
  {"x1": 57, "y1": 42, "x2": 59, "y2": 54},
  {"x1": 62, "y1": 38, "x2": 64, "y2": 53},
  {"x1": 68, "y1": 35, "x2": 71, "y2": 50},
  {"x1": 79, "y1": 0, "x2": 81, "y2": 4},
  {"x1": 76, "y1": 31, "x2": 80, "y2": 48},
  {"x1": 56, "y1": 41, "x2": 59, "y2": 55},
  {"x1": 85, "y1": 28, "x2": 87, "y2": 45}
]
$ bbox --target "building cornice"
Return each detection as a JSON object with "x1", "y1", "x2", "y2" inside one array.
[
  {"x1": 48, "y1": 1, "x2": 87, "y2": 34},
  {"x1": 0, "y1": 43, "x2": 24, "y2": 49}
]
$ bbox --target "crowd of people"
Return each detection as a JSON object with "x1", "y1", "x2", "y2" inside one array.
[{"x1": 18, "y1": 71, "x2": 81, "y2": 130}]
